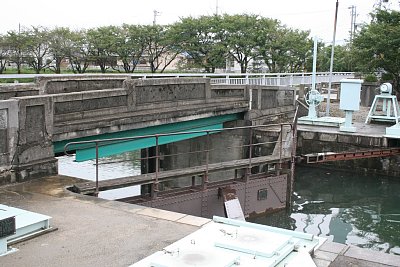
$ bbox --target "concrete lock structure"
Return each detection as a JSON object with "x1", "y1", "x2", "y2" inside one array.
[{"x1": 0, "y1": 76, "x2": 296, "y2": 185}]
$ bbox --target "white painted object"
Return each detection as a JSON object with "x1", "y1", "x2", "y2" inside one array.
[
  {"x1": 131, "y1": 216, "x2": 324, "y2": 267},
  {"x1": 366, "y1": 83, "x2": 400, "y2": 125},
  {"x1": 224, "y1": 198, "x2": 246, "y2": 221},
  {"x1": 339, "y1": 79, "x2": 363, "y2": 132},
  {"x1": 0, "y1": 205, "x2": 52, "y2": 256}
]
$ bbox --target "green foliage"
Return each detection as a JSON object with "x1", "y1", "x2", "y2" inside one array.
[
  {"x1": 0, "y1": 14, "x2": 343, "y2": 75},
  {"x1": 352, "y1": 9, "x2": 400, "y2": 94},
  {"x1": 316, "y1": 44, "x2": 353, "y2": 72},
  {"x1": 143, "y1": 25, "x2": 181, "y2": 73},
  {"x1": 48, "y1": 27, "x2": 74, "y2": 74},
  {"x1": 169, "y1": 16, "x2": 225, "y2": 73},
  {"x1": 364, "y1": 73, "x2": 378, "y2": 82},
  {"x1": 218, "y1": 14, "x2": 262, "y2": 73},
  {"x1": 87, "y1": 26, "x2": 119, "y2": 73},
  {"x1": 112, "y1": 24, "x2": 147, "y2": 73}
]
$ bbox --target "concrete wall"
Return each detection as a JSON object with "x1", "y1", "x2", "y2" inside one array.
[
  {"x1": 0, "y1": 83, "x2": 38, "y2": 100},
  {"x1": 158, "y1": 121, "x2": 249, "y2": 187},
  {"x1": 0, "y1": 97, "x2": 57, "y2": 184},
  {"x1": 0, "y1": 75, "x2": 131, "y2": 100},
  {"x1": 247, "y1": 85, "x2": 295, "y2": 125},
  {"x1": 35, "y1": 75, "x2": 130, "y2": 94},
  {"x1": 297, "y1": 130, "x2": 400, "y2": 177},
  {"x1": 0, "y1": 77, "x2": 250, "y2": 184},
  {"x1": 360, "y1": 82, "x2": 379, "y2": 107},
  {"x1": 52, "y1": 78, "x2": 248, "y2": 142},
  {"x1": 0, "y1": 76, "x2": 296, "y2": 184}
]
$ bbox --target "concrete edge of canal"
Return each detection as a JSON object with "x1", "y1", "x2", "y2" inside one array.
[{"x1": 0, "y1": 174, "x2": 399, "y2": 267}]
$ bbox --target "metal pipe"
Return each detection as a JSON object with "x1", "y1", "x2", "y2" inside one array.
[
  {"x1": 247, "y1": 127, "x2": 253, "y2": 180},
  {"x1": 95, "y1": 142, "x2": 99, "y2": 197},
  {"x1": 311, "y1": 37, "x2": 318, "y2": 91},
  {"x1": 327, "y1": 0, "x2": 339, "y2": 116},
  {"x1": 288, "y1": 105, "x2": 299, "y2": 209},
  {"x1": 154, "y1": 135, "x2": 159, "y2": 198},
  {"x1": 204, "y1": 132, "x2": 210, "y2": 187},
  {"x1": 278, "y1": 124, "x2": 283, "y2": 175}
]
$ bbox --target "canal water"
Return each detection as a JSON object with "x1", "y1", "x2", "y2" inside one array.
[{"x1": 58, "y1": 152, "x2": 400, "y2": 255}]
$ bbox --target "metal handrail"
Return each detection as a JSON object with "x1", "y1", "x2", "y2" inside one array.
[{"x1": 64, "y1": 123, "x2": 295, "y2": 197}]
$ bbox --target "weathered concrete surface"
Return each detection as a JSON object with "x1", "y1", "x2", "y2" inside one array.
[
  {"x1": 315, "y1": 241, "x2": 400, "y2": 267},
  {"x1": 297, "y1": 122, "x2": 400, "y2": 177},
  {"x1": 0, "y1": 83, "x2": 38, "y2": 100},
  {"x1": 0, "y1": 175, "x2": 205, "y2": 267},
  {"x1": 0, "y1": 78, "x2": 251, "y2": 183},
  {"x1": 360, "y1": 82, "x2": 379, "y2": 107},
  {"x1": 247, "y1": 85, "x2": 295, "y2": 125},
  {"x1": 1, "y1": 76, "x2": 297, "y2": 185},
  {"x1": 36, "y1": 75, "x2": 129, "y2": 94}
]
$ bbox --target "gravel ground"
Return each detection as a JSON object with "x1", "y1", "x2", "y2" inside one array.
[{"x1": 319, "y1": 101, "x2": 371, "y2": 123}]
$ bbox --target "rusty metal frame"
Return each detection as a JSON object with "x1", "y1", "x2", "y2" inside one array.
[{"x1": 303, "y1": 147, "x2": 400, "y2": 164}]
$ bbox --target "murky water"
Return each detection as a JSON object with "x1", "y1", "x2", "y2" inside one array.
[
  {"x1": 58, "y1": 153, "x2": 400, "y2": 255},
  {"x1": 250, "y1": 166, "x2": 400, "y2": 255}
]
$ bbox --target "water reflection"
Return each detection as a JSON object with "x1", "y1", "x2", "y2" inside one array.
[
  {"x1": 58, "y1": 151, "x2": 400, "y2": 254},
  {"x1": 250, "y1": 166, "x2": 400, "y2": 255},
  {"x1": 57, "y1": 151, "x2": 141, "y2": 200}
]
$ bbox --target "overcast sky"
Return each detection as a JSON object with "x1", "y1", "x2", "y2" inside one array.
[{"x1": 2, "y1": 0, "x2": 398, "y2": 44}]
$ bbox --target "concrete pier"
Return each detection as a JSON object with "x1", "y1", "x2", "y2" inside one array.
[{"x1": 1, "y1": 175, "x2": 399, "y2": 266}]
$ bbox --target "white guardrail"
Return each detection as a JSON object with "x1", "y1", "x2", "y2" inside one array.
[{"x1": 0, "y1": 72, "x2": 354, "y2": 86}]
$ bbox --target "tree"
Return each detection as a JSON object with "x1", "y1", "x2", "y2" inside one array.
[
  {"x1": 6, "y1": 30, "x2": 28, "y2": 74},
  {"x1": 48, "y1": 27, "x2": 74, "y2": 74},
  {"x1": 218, "y1": 14, "x2": 261, "y2": 73},
  {"x1": 143, "y1": 25, "x2": 181, "y2": 73},
  {"x1": 169, "y1": 16, "x2": 225, "y2": 73},
  {"x1": 317, "y1": 44, "x2": 352, "y2": 72},
  {"x1": 24, "y1": 26, "x2": 51, "y2": 74},
  {"x1": 257, "y1": 20, "x2": 312, "y2": 73},
  {"x1": 67, "y1": 30, "x2": 91, "y2": 74},
  {"x1": 87, "y1": 26, "x2": 119, "y2": 73},
  {"x1": 111, "y1": 24, "x2": 147, "y2": 73},
  {"x1": 352, "y1": 9, "x2": 400, "y2": 95},
  {"x1": 0, "y1": 35, "x2": 9, "y2": 74}
]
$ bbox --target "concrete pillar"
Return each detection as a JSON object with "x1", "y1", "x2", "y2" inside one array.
[{"x1": 0, "y1": 96, "x2": 57, "y2": 183}]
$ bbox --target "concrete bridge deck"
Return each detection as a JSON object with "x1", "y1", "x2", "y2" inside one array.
[{"x1": 1, "y1": 175, "x2": 399, "y2": 267}]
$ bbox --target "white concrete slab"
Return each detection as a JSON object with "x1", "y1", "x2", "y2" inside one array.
[
  {"x1": 344, "y1": 246, "x2": 400, "y2": 267},
  {"x1": 317, "y1": 241, "x2": 347, "y2": 254},
  {"x1": 176, "y1": 215, "x2": 211, "y2": 227},
  {"x1": 136, "y1": 208, "x2": 186, "y2": 222},
  {"x1": 314, "y1": 250, "x2": 338, "y2": 262}
]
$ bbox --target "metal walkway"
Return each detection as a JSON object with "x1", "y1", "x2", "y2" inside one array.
[{"x1": 72, "y1": 154, "x2": 290, "y2": 195}]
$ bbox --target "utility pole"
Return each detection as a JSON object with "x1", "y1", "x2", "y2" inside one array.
[
  {"x1": 153, "y1": 10, "x2": 160, "y2": 26},
  {"x1": 326, "y1": 0, "x2": 339, "y2": 116},
  {"x1": 349, "y1": 5, "x2": 355, "y2": 43}
]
